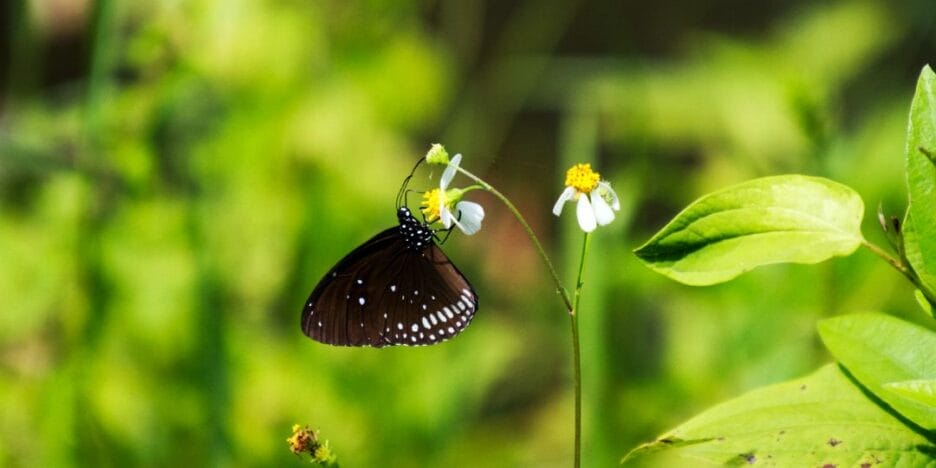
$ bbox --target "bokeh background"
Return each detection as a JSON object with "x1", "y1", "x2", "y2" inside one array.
[{"x1": 2, "y1": 0, "x2": 935, "y2": 466}]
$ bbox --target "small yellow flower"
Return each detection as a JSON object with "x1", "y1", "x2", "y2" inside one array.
[
  {"x1": 287, "y1": 424, "x2": 316, "y2": 455},
  {"x1": 421, "y1": 188, "x2": 444, "y2": 222},
  {"x1": 553, "y1": 163, "x2": 619, "y2": 232},
  {"x1": 564, "y1": 163, "x2": 601, "y2": 193},
  {"x1": 419, "y1": 153, "x2": 485, "y2": 235}
]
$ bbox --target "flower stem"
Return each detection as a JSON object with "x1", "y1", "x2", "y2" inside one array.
[
  {"x1": 570, "y1": 232, "x2": 590, "y2": 468},
  {"x1": 454, "y1": 166, "x2": 574, "y2": 312},
  {"x1": 862, "y1": 239, "x2": 936, "y2": 307}
]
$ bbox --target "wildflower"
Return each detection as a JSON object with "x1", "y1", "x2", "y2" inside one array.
[
  {"x1": 420, "y1": 153, "x2": 485, "y2": 235},
  {"x1": 553, "y1": 163, "x2": 619, "y2": 232},
  {"x1": 287, "y1": 424, "x2": 337, "y2": 465}
]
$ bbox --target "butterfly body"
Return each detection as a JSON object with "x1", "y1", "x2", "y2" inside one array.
[{"x1": 302, "y1": 207, "x2": 478, "y2": 347}]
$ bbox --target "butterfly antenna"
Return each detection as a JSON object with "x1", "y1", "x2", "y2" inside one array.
[{"x1": 396, "y1": 157, "x2": 426, "y2": 209}]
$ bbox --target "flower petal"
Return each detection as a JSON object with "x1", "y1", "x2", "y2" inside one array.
[
  {"x1": 598, "y1": 181, "x2": 620, "y2": 211},
  {"x1": 455, "y1": 201, "x2": 484, "y2": 235},
  {"x1": 553, "y1": 186, "x2": 576, "y2": 216},
  {"x1": 440, "y1": 202, "x2": 453, "y2": 228},
  {"x1": 576, "y1": 195, "x2": 597, "y2": 232},
  {"x1": 590, "y1": 189, "x2": 615, "y2": 226},
  {"x1": 441, "y1": 153, "x2": 462, "y2": 190}
]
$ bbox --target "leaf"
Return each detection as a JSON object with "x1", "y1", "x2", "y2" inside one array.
[
  {"x1": 885, "y1": 379, "x2": 936, "y2": 408},
  {"x1": 903, "y1": 213, "x2": 936, "y2": 312},
  {"x1": 818, "y1": 313, "x2": 936, "y2": 430},
  {"x1": 914, "y1": 289, "x2": 936, "y2": 320},
  {"x1": 905, "y1": 65, "x2": 936, "y2": 290},
  {"x1": 633, "y1": 175, "x2": 864, "y2": 285},
  {"x1": 622, "y1": 364, "x2": 935, "y2": 466}
]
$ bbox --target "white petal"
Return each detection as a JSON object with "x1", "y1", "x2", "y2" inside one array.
[
  {"x1": 455, "y1": 201, "x2": 484, "y2": 235},
  {"x1": 552, "y1": 186, "x2": 576, "y2": 216},
  {"x1": 590, "y1": 189, "x2": 615, "y2": 226},
  {"x1": 441, "y1": 153, "x2": 462, "y2": 190},
  {"x1": 598, "y1": 181, "x2": 620, "y2": 211},
  {"x1": 440, "y1": 204, "x2": 454, "y2": 228},
  {"x1": 438, "y1": 189, "x2": 450, "y2": 226},
  {"x1": 576, "y1": 195, "x2": 597, "y2": 232}
]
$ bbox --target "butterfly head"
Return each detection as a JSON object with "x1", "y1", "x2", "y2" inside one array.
[{"x1": 398, "y1": 207, "x2": 434, "y2": 251}]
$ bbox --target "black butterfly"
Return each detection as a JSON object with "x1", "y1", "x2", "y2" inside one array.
[{"x1": 301, "y1": 161, "x2": 479, "y2": 347}]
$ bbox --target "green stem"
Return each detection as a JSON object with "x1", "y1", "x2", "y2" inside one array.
[
  {"x1": 862, "y1": 239, "x2": 936, "y2": 306},
  {"x1": 570, "y1": 232, "x2": 589, "y2": 468},
  {"x1": 449, "y1": 161, "x2": 585, "y2": 466},
  {"x1": 454, "y1": 166, "x2": 574, "y2": 312}
]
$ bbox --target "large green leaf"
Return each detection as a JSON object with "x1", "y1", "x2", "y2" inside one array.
[
  {"x1": 905, "y1": 65, "x2": 936, "y2": 292},
  {"x1": 903, "y1": 214, "x2": 936, "y2": 307},
  {"x1": 885, "y1": 379, "x2": 936, "y2": 408},
  {"x1": 633, "y1": 175, "x2": 864, "y2": 285},
  {"x1": 818, "y1": 313, "x2": 936, "y2": 430},
  {"x1": 622, "y1": 364, "x2": 935, "y2": 466}
]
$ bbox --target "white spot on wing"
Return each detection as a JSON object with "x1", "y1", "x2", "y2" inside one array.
[
  {"x1": 358, "y1": 297, "x2": 365, "y2": 305},
  {"x1": 422, "y1": 317, "x2": 431, "y2": 329}
]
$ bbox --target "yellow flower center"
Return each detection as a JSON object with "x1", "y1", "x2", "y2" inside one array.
[
  {"x1": 421, "y1": 189, "x2": 444, "y2": 222},
  {"x1": 564, "y1": 163, "x2": 600, "y2": 193}
]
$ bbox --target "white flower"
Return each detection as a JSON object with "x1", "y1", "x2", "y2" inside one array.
[
  {"x1": 553, "y1": 164, "x2": 619, "y2": 232},
  {"x1": 420, "y1": 153, "x2": 485, "y2": 235}
]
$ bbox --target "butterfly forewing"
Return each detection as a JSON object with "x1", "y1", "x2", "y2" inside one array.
[
  {"x1": 302, "y1": 227, "x2": 398, "y2": 346},
  {"x1": 301, "y1": 209, "x2": 478, "y2": 347}
]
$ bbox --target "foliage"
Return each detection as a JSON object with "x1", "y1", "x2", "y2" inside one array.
[
  {"x1": 627, "y1": 67, "x2": 936, "y2": 465},
  {"x1": 2, "y1": 1, "x2": 936, "y2": 466}
]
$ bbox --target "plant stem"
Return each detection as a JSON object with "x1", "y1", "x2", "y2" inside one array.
[
  {"x1": 570, "y1": 232, "x2": 590, "y2": 468},
  {"x1": 862, "y1": 239, "x2": 936, "y2": 306},
  {"x1": 450, "y1": 162, "x2": 585, "y2": 465},
  {"x1": 454, "y1": 166, "x2": 574, "y2": 312}
]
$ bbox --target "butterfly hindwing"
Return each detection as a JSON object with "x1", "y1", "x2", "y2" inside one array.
[{"x1": 376, "y1": 243, "x2": 478, "y2": 346}]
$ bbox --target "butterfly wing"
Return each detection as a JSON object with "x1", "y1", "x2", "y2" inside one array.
[
  {"x1": 302, "y1": 229, "x2": 479, "y2": 347},
  {"x1": 301, "y1": 226, "x2": 402, "y2": 346},
  {"x1": 376, "y1": 243, "x2": 478, "y2": 346}
]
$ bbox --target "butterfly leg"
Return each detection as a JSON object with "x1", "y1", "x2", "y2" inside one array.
[{"x1": 434, "y1": 210, "x2": 461, "y2": 245}]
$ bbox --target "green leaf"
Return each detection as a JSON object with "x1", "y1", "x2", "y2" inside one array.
[
  {"x1": 818, "y1": 313, "x2": 936, "y2": 430},
  {"x1": 633, "y1": 175, "x2": 864, "y2": 285},
  {"x1": 903, "y1": 213, "x2": 936, "y2": 288},
  {"x1": 622, "y1": 364, "x2": 935, "y2": 466},
  {"x1": 905, "y1": 65, "x2": 936, "y2": 289},
  {"x1": 914, "y1": 289, "x2": 936, "y2": 320},
  {"x1": 885, "y1": 379, "x2": 936, "y2": 408}
]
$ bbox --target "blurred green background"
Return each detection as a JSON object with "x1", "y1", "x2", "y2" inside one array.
[{"x1": 2, "y1": 0, "x2": 935, "y2": 466}]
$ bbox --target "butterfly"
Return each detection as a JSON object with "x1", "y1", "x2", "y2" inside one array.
[{"x1": 301, "y1": 159, "x2": 479, "y2": 347}]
